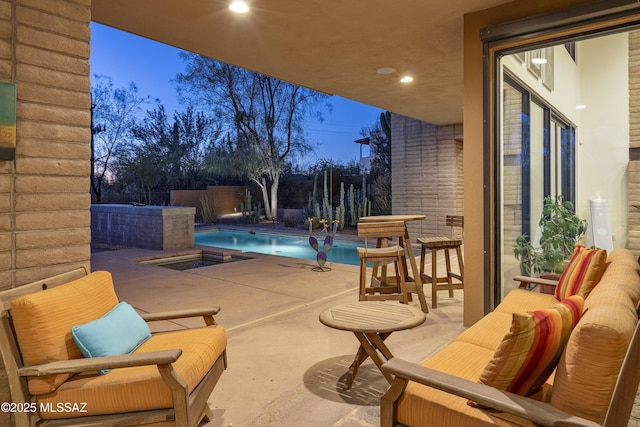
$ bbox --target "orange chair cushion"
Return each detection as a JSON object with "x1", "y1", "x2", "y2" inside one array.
[
  {"x1": 36, "y1": 325, "x2": 227, "y2": 419},
  {"x1": 10, "y1": 271, "x2": 119, "y2": 395},
  {"x1": 478, "y1": 295, "x2": 584, "y2": 396}
]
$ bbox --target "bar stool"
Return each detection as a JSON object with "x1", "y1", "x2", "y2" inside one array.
[
  {"x1": 418, "y1": 215, "x2": 464, "y2": 309},
  {"x1": 356, "y1": 221, "x2": 409, "y2": 304}
]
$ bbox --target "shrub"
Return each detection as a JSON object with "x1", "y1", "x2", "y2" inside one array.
[{"x1": 199, "y1": 196, "x2": 218, "y2": 224}]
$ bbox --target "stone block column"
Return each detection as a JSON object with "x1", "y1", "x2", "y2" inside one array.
[
  {"x1": 0, "y1": 2, "x2": 91, "y2": 421},
  {"x1": 0, "y1": 0, "x2": 92, "y2": 289}
]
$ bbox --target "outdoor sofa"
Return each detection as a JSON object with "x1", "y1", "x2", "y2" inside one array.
[
  {"x1": 0, "y1": 268, "x2": 227, "y2": 427},
  {"x1": 381, "y1": 246, "x2": 640, "y2": 427}
]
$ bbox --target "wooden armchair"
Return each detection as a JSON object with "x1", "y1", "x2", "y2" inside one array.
[{"x1": 0, "y1": 268, "x2": 227, "y2": 427}]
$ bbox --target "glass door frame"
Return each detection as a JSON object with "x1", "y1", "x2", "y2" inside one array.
[{"x1": 481, "y1": 4, "x2": 640, "y2": 310}]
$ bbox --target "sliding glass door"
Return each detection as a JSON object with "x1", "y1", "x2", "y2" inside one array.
[
  {"x1": 499, "y1": 54, "x2": 582, "y2": 299},
  {"x1": 497, "y1": 31, "x2": 632, "y2": 301}
]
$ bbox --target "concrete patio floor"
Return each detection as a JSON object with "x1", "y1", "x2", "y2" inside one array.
[
  {"x1": 91, "y1": 241, "x2": 467, "y2": 427},
  {"x1": 91, "y1": 239, "x2": 640, "y2": 427}
]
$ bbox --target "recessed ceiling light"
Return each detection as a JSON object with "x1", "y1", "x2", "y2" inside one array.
[
  {"x1": 229, "y1": 1, "x2": 249, "y2": 13},
  {"x1": 576, "y1": 104, "x2": 586, "y2": 109},
  {"x1": 400, "y1": 76, "x2": 414, "y2": 83},
  {"x1": 376, "y1": 67, "x2": 397, "y2": 75},
  {"x1": 531, "y1": 58, "x2": 547, "y2": 65}
]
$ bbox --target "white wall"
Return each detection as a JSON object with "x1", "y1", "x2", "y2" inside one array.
[
  {"x1": 503, "y1": 32, "x2": 629, "y2": 249},
  {"x1": 576, "y1": 33, "x2": 629, "y2": 249}
]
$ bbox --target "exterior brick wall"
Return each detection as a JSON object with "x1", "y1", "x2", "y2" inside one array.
[
  {"x1": 0, "y1": 2, "x2": 91, "y2": 421},
  {"x1": 0, "y1": 0, "x2": 91, "y2": 292},
  {"x1": 390, "y1": 113, "x2": 463, "y2": 240},
  {"x1": 629, "y1": 31, "x2": 640, "y2": 256}
]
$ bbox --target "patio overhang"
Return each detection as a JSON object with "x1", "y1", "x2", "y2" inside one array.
[{"x1": 90, "y1": 0, "x2": 513, "y2": 126}]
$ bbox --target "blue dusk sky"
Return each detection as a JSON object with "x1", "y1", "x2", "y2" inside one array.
[{"x1": 89, "y1": 23, "x2": 383, "y2": 166}]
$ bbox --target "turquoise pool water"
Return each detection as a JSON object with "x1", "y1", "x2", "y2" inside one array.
[{"x1": 195, "y1": 229, "x2": 363, "y2": 266}]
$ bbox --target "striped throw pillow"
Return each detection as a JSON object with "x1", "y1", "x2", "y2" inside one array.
[
  {"x1": 478, "y1": 295, "x2": 584, "y2": 396},
  {"x1": 554, "y1": 244, "x2": 607, "y2": 300}
]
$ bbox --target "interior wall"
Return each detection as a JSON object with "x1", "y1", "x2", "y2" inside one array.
[{"x1": 576, "y1": 33, "x2": 629, "y2": 249}]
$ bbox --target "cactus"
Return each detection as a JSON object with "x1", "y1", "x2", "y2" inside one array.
[
  {"x1": 241, "y1": 189, "x2": 261, "y2": 224},
  {"x1": 349, "y1": 184, "x2": 356, "y2": 225},
  {"x1": 337, "y1": 182, "x2": 345, "y2": 229},
  {"x1": 322, "y1": 170, "x2": 332, "y2": 224},
  {"x1": 312, "y1": 173, "x2": 318, "y2": 208},
  {"x1": 346, "y1": 179, "x2": 372, "y2": 225}
]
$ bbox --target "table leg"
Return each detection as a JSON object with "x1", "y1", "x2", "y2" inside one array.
[
  {"x1": 344, "y1": 331, "x2": 394, "y2": 390},
  {"x1": 367, "y1": 332, "x2": 393, "y2": 360},
  {"x1": 344, "y1": 341, "x2": 371, "y2": 390},
  {"x1": 402, "y1": 226, "x2": 429, "y2": 313}
]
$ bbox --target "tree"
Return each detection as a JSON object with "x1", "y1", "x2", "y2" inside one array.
[
  {"x1": 176, "y1": 53, "x2": 328, "y2": 220},
  {"x1": 90, "y1": 75, "x2": 154, "y2": 203},
  {"x1": 129, "y1": 105, "x2": 219, "y2": 191},
  {"x1": 362, "y1": 111, "x2": 392, "y2": 179},
  {"x1": 360, "y1": 111, "x2": 392, "y2": 214}
]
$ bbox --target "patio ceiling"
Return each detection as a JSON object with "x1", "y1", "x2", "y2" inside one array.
[{"x1": 91, "y1": 0, "x2": 512, "y2": 125}]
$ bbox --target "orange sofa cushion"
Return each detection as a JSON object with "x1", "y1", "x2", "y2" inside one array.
[
  {"x1": 397, "y1": 341, "x2": 547, "y2": 427},
  {"x1": 554, "y1": 245, "x2": 606, "y2": 300},
  {"x1": 551, "y1": 297, "x2": 637, "y2": 424},
  {"x1": 455, "y1": 289, "x2": 559, "y2": 352},
  {"x1": 494, "y1": 288, "x2": 558, "y2": 315},
  {"x1": 478, "y1": 295, "x2": 583, "y2": 396},
  {"x1": 10, "y1": 271, "x2": 119, "y2": 395},
  {"x1": 36, "y1": 325, "x2": 227, "y2": 419}
]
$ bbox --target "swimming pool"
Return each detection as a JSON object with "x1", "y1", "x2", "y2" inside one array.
[{"x1": 195, "y1": 229, "x2": 363, "y2": 266}]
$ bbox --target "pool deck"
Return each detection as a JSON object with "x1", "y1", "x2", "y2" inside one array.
[
  {"x1": 91, "y1": 236, "x2": 466, "y2": 427},
  {"x1": 91, "y1": 230, "x2": 640, "y2": 427}
]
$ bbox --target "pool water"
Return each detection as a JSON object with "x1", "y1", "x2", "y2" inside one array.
[{"x1": 195, "y1": 229, "x2": 363, "y2": 266}]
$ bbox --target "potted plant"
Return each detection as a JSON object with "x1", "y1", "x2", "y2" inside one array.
[{"x1": 514, "y1": 195, "x2": 587, "y2": 278}]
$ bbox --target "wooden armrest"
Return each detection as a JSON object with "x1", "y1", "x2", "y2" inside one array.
[
  {"x1": 17, "y1": 349, "x2": 182, "y2": 377},
  {"x1": 514, "y1": 275, "x2": 559, "y2": 289},
  {"x1": 140, "y1": 307, "x2": 221, "y2": 322},
  {"x1": 381, "y1": 358, "x2": 600, "y2": 427}
]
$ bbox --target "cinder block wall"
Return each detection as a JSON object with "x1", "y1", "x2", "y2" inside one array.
[
  {"x1": 0, "y1": 1, "x2": 91, "y2": 420},
  {"x1": 391, "y1": 113, "x2": 464, "y2": 240},
  {"x1": 0, "y1": 0, "x2": 92, "y2": 290},
  {"x1": 91, "y1": 205, "x2": 195, "y2": 250}
]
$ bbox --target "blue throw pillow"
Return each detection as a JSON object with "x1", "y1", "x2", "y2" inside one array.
[{"x1": 71, "y1": 302, "x2": 151, "y2": 374}]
